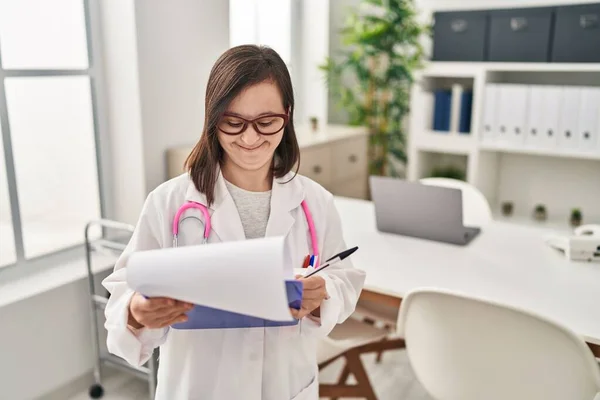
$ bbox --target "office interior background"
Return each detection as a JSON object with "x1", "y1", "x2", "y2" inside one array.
[{"x1": 0, "y1": 0, "x2": 598, "y2": 399}]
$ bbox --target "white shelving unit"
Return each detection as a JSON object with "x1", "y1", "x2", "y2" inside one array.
[{"x1": 407, "y1": 61, "x2": 600, "y2": 228}]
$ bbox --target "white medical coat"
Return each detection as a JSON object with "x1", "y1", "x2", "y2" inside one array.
[{"x1": 102, "y1": 171, "x2": 366, "y2": 400}]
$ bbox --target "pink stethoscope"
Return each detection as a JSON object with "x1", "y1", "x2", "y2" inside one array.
[{"x1": 172, "y1": 200, "x2": 320, "y2": 262}]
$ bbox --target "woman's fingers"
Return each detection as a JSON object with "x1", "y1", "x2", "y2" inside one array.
[
  {"x1": 155, "y1": 309, "x2": 189, "y2": 328},
  {"x1": 146, "y1": 297, "x2": 193, "y2": 312}
]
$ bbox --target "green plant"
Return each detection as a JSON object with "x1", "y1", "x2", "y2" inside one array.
[
  {"x1": 571, "y1": 208, "x2": 582, "y2": 219},
  {"x1": 321, "y1": 0, "x2": 427, "y2": 177},
  {"x1": 535, "y1": 204, "x2": 546, "y2": 213},
  {"x1": 429, "y1": 166, "x2": 466, "y2": 181}
]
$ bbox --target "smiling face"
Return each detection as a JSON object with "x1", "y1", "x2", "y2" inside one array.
[{"x1": 217, "y1": 80, "x2": 286, "y2": 173}]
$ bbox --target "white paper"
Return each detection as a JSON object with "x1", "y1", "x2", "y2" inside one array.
[{"x1": 126, "y1": 236, "x2": 293, "y2": 321}]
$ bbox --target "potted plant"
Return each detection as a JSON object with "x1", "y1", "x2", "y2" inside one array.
[
  {"x1": 570, "y1": 208, "x2": 582, "y2": 227},
  {"x1": 501, "y1": 201, "x2": 514, "y2": 217},
  {"x1": 533, "y1": 204, "x2": 547, "y2": 221},
  {"x1": 321, "y1": 0, "x2": 427, "y2": 177},
  {"x1": 429, "y1": 165, "x2": 466, "y2": 181},
  {"x1": 309, "y1": 116, "x2": 318, "y2": 132}
]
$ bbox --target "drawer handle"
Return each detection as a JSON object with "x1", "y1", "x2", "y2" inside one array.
[
  {"x1": 313, "y1": 165, "x2": 322, "y2": 174},
  {"x1": 510, "y1": 17, "x2": 528, "y2": 32},
  {"x1": 580, "y1": 14, "x2": 599, "y2": 29},
  {"x1": 451, "y1": 19, "x2": 467, "y2": 33},
  {"x1": 348, "y1": 154, "x2": 358, "y2": 163}
]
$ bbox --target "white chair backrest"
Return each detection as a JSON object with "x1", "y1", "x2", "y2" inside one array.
[
  {"x1": 419, "y1": 177, "x2": 492, "y2": 227},
  {"x1": 398, "y1": 289, "x2": 600, "y2": 400}
]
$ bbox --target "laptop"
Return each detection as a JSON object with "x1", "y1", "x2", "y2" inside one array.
[{"x1": 369, "y1": 176, "x2": 481, "y2": 245}]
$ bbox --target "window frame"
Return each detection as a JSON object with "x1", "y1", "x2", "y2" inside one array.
[{"x1": 0, "y1": 0, "x2": 110, "y2": 279}]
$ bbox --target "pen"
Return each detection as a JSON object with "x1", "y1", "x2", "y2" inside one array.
[{"x1": 304, "y1": 246, "x2": 358, "y2": 278}]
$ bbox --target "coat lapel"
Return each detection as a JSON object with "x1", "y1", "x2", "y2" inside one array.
[
  {"x1": 265, "y1": 172, "x2": 304, "y2": 239},
  {"x1": 184, "y1": 172, "x2": 246, "y2": 243}
]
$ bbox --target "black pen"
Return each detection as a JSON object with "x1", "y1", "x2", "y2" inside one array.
[{"x1": 304, "y1": 246, "x2": 358, "y2": 278}]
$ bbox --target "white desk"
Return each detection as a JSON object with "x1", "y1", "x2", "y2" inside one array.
[{"x1": 334, "y1": 197, "x2": 600, "y2": 355}]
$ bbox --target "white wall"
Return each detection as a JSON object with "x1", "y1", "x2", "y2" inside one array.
[
  {"x1": 328, "y1": 0, "x2": 360, "y2": 124},
  {"x1": 298, "y1": 0, "x2": 329, "y2": 127},
  {"x1": 0, "y1": 271, "x2": 110, "y2": 400},
  {"x1": 135, "y1": 0, "x2": 229, "y2": 193},
  {"x1": 101, "y1": 0, "x2": 147, "y2": 226}
]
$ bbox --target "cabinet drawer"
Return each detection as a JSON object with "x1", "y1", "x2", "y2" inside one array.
[
  {"x1": 331, "y1": 175, "x2": 369, "y2": 200},
  {"x1": 298, "y1": 146, "x2": 332, "y2": 188},
  {"x1": 332, "y1": 136, "x2": 368, "y2": 182}
]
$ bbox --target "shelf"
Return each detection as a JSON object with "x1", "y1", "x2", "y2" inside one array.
[
  {"x1": 492, "y1": 212, "x2": 580, "y2": 234},
  {"x1": 414, "y1": 131, "x2": 476, "y2": 155},
  {"x1": 479, "y1": 142, "x2": 600, "y2": 161},
  {"x1": 422, "y1": 62, "x2": 600, "y2": 75}
]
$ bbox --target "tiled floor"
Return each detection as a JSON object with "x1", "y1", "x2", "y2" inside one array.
[{"x1": 68, "y1": 350, "x2": 432, "y2": 400}]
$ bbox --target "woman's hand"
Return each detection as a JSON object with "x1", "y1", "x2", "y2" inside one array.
[
  {"x1": 291, "y1": 275, "x2": 328, "y2": 319},
  {"x1": 128, "y1": 292, "x2": 194, "y2": 329}
]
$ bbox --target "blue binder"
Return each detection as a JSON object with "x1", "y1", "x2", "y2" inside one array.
[
  {"x1": 459, "y1": 90, "x2": 473, "y2": 134},
  {"x1": 170, "y1": 280, "x2": 303, "y2": 330},
  {"x1": 433, "y1": 89, "x2": 452, "y2": 131}
]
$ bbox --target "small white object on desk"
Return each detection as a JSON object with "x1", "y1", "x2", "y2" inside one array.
[{"x1": 545, "y1": 224, "x2": 600, "y2": 263}]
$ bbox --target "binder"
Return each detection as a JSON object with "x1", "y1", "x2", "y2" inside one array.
[
  {"x1": 525, "y1": 85, "x2": 561, "y2": 149},
  {"x1": 497, "y1": 84, "x2": 528, "y2": 146},
  {"x1": 450, "y1": 84, "x2": 463, "y2": 133},
  {"x1": 171, "y1": 280, "x2": 303, "y2": 330},
  {"x1": 459, "y1": 90, "x2": 473, "y2": 134},
  {"x1": 577, "y1": 87, "x2": 600, "y2": 152},
  {"x1": 433, "y1": 89, "x2": 452, "y2": 131},
  {"x1": 558, "y1": 86, "x2": 581, "y2": 150},
  {"x1": 481, "y1": 84, "x2": 498, "y2": 142}
]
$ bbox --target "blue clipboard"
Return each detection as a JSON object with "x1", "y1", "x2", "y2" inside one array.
[{"x1": 170, "y1": 280, "x2": 303, "y2": 330}]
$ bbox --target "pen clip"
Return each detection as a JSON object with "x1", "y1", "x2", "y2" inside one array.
[{"x1": 324, "y1": 246, "x2": 359, "y2": 263}]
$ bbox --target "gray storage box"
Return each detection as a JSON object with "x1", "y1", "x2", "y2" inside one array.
[
  {"x1": 488, "y1": 7, "x2": 554, "y2": 62},
  {"x1": 432, "y1": 11, "x2": 488, "y2": 61},
  {"x1": 552, "y1": 3, "x2": 600, "y2": 63}
]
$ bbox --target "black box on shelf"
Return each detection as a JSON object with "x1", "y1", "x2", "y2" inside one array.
[
  {"x1": 551, "y1": 3, "x2": 600, "y2": 63},
  {"x1": 488, "y1": 7, "x2": 555, "y2": 62},
  {"x1": 432, "y1": 11, "x2": 488, "y2": 61}
]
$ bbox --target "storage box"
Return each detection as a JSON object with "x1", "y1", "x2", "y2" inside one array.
[
  {"x1": 432, "y1": 11, "x2": 488, "y2": 61},
  {"x1": 552, "y1": 3, "x2": 600, "y2": 63},
  {"x1": 488, "y1": 7, "x2": 554, "y2": 62}
]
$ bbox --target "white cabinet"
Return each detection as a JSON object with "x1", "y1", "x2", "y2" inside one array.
[{"x1": 166, "y1": 125, "x2": 370, "y2": 200}]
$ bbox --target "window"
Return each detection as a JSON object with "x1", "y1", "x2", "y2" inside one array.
[
  {"x1": 229, "y1": 0, "x2": 293, "y2": 65},
  {"x1": 0, "y1": 0, "x2": 102, "y2": 269}
]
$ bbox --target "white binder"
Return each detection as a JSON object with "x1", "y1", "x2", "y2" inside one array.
[
  {"x1": 557, "y1": 86, "x2": 581, "y2": 150},
  {"x1": 577, "y1": 87, "x2": 600, "y2": 153},
  {"x1": 526, "y1": 86, "x2": 561, "y2": 149},
  {"x1": 450, "y1": 84, "x2": 463, "y2": 133},
  {"x1": 497, "y1": 84, "x2": 528, "y2": 146},
  {"x1": 481, "y1": 84, "x2": 498, "y2": 143}
]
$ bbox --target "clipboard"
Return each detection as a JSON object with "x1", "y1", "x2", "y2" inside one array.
[{"x1": 171, "y1": 280, "x2": 303, "y2": 330}]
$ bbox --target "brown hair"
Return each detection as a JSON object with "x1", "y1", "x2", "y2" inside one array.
[{"x1": 184, "y1": 45, "x2": 300, "y2": 206}]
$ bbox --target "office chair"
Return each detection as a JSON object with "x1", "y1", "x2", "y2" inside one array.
[
  {"x1": 398, "y1": 288, "x2": 600, "y2": 400},
  {"x1": 419, "y1": 177, "x2": 493, "y2": 227}
]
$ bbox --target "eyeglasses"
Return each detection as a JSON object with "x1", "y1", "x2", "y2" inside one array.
[{"x1": 218, "y1": 113, "x2": 289, "y2": 135}]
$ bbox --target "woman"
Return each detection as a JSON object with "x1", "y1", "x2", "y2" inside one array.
[{"x1": 103, "y1": 45, "x2": 365, "y2": 400}]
